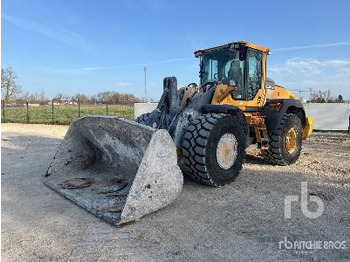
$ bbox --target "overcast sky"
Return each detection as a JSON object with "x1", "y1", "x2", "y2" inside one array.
[{"x1": 2, "y1": 0, "x2": 350, "y2": 100}]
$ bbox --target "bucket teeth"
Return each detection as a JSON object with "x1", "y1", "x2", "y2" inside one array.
[{"x1": 44, "y1": 116, "x2": 183, "y2": 226}]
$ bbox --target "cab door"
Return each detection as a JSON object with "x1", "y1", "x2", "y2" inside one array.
[{"x1": 214, "y1": 48, "x2": 267, "y2": 110}]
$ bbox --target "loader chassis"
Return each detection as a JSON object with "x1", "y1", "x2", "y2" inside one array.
[
  {"x1": 45, "y1": 41, "x2": 313, "y2": 226},
  {"x1": 137, "y1": 41, "x2": 313, "y2": 186}
]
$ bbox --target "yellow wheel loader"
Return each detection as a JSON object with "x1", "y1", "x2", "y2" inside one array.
[{"x1": 45, "y1": 41, "x2": 313, "y2": 226}]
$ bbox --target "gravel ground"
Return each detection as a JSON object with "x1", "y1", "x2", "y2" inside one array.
[{"x1": 2, "y1": 123, "x2": 350, "y2": 261}]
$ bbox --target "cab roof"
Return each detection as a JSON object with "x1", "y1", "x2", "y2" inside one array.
[{"x1": 194, "y1": 41, "x2": 271, "y2": 57}]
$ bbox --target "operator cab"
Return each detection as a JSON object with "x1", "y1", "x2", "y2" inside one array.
[{"x1": 195, "y1": 41, "x2": 270, "y2": 102}]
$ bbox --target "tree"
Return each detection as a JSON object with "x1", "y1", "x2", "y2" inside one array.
[
  {"x1": 63, "y1": 94, "x2": 71, "y2": 102},
  {"x1": 21, "y1": 91, "x2": 31, "y2": 101},
  {"x1": 54, "y1": 92, "x2": 64, "y2": 102},
  {"x1": 38, "y1": 90, "x2": 48, "y2": 104},
  {"x1": 15, "y1": 91, "x2": 31, "y2": 104},
  {"x1": 74, "y1": 93, "x2": 88, "y2": 103},
  {"x1": 53, "y1": 92, "x2": 70, "y2": 103},
  {"x1": 97, "y1": 91, "x2": 113, "y2": 104},
  {"x1": 1, "y1": 67, "x2": 21, "y2": 102},
  {"x1": 335, "y1": 94, "x2": 344, "y2": 103},
  {"x1": 308, "y1": 90, "x2": 347, "y2": 103},
  {"x1": 309, "y1": 89, "x2": 333, "y2": 103},
  {"x1": 90, "y1": 95, "x2": 98, "y2": 105}
]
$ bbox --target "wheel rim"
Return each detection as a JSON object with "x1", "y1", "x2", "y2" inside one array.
[
  {"x1": 285, "y1": 127, "x2": 297, "y2": 154},
  {"x1": 216, "y1": 133, "x2": 238, "y2": 170}
]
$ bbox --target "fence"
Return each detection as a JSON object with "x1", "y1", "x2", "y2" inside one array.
[
  {"x1": 3, "y1": 100, "x2": 349, "y2": 130},
  {"x1": 1, "y1": 100, "x2": 134, "y2": 125},
  {"x1": 134, "y1": 102, "x2": 350, "y2": 131},
  {"x1": 303, "y1": 103, "x2": 350, "y2": 131}
]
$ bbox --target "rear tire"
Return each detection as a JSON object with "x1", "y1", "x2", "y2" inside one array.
[
  {"x1": 262, "y1": 113, "x2": 302, "y2": 165},
  {"x1": 180, "y1": 113, "x2": 248, "y2": 187}
]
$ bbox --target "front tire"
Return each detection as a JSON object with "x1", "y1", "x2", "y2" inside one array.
[
  {"x1": 180, "y1": 113, "x2": 248, "y2": 186},
  {"x1": 262, "y1": 113, "x2": 302, "y2": 165}
]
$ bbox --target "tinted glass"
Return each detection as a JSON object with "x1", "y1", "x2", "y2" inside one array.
[
  {"x1": 201, "y1": 49, "x2": 246, "y2": 99},
  {"x1": 247, "y1": 50, "x2": 262, "y2": 100}
]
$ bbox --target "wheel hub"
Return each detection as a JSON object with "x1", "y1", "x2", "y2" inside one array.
[
  {"x1": 285, "y1": 127, "x2": 297, "y2": 154},
  {"x1": 216, "y1": 133, "x2": 238, "y2": 170}
]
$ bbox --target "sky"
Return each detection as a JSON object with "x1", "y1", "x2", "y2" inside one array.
[{"x1": 2, "y1": 0, "x2": 350, "y2": 100}]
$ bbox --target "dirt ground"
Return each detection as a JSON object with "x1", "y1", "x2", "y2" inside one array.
[{"x1": 2, "y1": 123, "x2": 350, "y2": 261}]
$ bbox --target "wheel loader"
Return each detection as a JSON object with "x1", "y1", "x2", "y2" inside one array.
[{"x1": 45, "y1": 41, "x2": 313, "y2": 226}]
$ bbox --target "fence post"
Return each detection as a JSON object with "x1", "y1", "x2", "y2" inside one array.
[
  {"x1": 106, "y1": 103, "x2": 109, "y2": 115},
  {"x1": 2, "y1": 100, "x2": 5, "y2": 120},
  {"x1": 78, "y1": 99, "x2": 81, "y2": 118},
  {"x1": 26, "y1": 101, "x2": 29, "y2": 123},
  {"x1": 51, "y1": 100, "x2": 54, "y2": 124}
]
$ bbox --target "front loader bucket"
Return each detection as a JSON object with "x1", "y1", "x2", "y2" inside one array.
[{"x1": 44, "y1": 116, "x2": 183, "y2": 226}]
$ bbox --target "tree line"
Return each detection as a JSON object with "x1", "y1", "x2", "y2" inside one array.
[
  {"x1": 308, "y1": 89, "x2": 345, "y2": 103},
  {"x1": 1, "y1": 66, "x2": 347, "y2": 105},
  {"x1": 1, "y1": 67, "x2": 146, "y2": 105}
]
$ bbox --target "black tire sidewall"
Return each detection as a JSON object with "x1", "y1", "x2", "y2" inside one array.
[
  {"x1": 281, "y1": 114, "x2": 302, "y2": 164},
  {"x1": 206, "y1": 115, "x2": 246, "y2": 185}
]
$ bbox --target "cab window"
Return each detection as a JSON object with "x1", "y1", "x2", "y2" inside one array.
[
  {"x1": 247, "y1": 50, "x2": 262, "y2": 100},
  {"x1": 227, "y1": 58, "x2": 245, "y2": 99},
  {"x1": 207, "y1": 59, "x2": 218, "y2": 81}
]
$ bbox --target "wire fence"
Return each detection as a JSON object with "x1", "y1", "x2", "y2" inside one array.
[{"x1": 1, "y1": 100, "x2": 134, "y2": 125}]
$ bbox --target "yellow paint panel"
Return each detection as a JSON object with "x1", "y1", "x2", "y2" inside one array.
[
  {"x1": 195, "y1": 41, "x2": 270, "y2": 55},
  {"x1": 237, "y1": 41, "x2": 270, "y2": 53},
  {"x1": 211, "y1": 53, "x2": 267, "y2": 110},
  {"x1": 266, "y1": 86, "x2": 298, "y2": 100},
  {"x1": 302, "y1": 117, "x2": 313, "y2": 139}
]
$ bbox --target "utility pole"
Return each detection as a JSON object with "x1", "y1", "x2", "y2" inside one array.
[{"x1": 144, "y1": 66, "x2": 148, "y2": 102}]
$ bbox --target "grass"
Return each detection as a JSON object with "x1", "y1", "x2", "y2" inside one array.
[{"x1": 1, "y1": 104, "x2": 134, "y2": 125}]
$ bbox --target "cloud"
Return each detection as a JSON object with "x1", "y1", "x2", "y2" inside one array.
[
  {"x1": 268, "y1": 58, "x2": 350, "y2": 98},
  {"x1": 145, "y1": 57, "x2": 192, "y2": 65},
  {"x1": 25, "y1": 56, "x2": 193, "y2": 75},
  {"x1": 82, "y1": 57, "x2": 193, "y2": 71},
  {"x1": 269, "y1": 58, "x2": 350, "y2": 74},
  {"x1": 2, "y1": 13, "x2": 88, "y2": 49},
  {"x1": 274, "y1": 42, "x2": 350, "y2": 52}
]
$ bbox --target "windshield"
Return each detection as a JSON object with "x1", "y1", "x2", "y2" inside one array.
[{"x1": 200, "y1": 49, "x2": 246, "y2": 99}]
